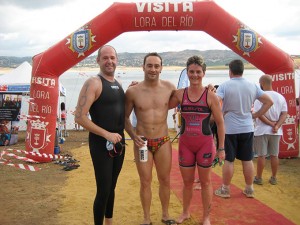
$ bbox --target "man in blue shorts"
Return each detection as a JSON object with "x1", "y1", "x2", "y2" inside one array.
[{"x1": 214, "y1": 59, "x2": 273, "y2": 198}]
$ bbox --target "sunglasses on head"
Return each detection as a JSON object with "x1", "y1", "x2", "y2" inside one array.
[
  {"x1": 106, "y1": 141, "x2": 125, "y2": 157},
  {"x1": 212, "y1": 157, "x2": 224, "y2": 168}
]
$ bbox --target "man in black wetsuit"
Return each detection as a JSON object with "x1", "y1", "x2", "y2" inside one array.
[{"x1": 75, "y1": 45, "x2": 125, "y2": 225}]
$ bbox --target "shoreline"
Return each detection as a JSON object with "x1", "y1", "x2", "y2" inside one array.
[
  {"x1": 68, "y1": 66, "x2": 186, "y2": 72},
  {"x1": 1, "y1": 56, "x2": 299, "y2": 75},
  {"x1": 0, "y1": 65, "x2": 257, "y2": 75}
]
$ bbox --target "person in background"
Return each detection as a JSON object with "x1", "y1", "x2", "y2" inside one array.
[
  {"x1": 169, "y1": 55, "x2": 225, "y2": 225},
  {"x1": 253, "y1": 74, "x2": 287, "y2": 185},
  {"x1": 214, "y1": 59, "x2": 273, "y2": 199},
  {"x1": 72, "y1": 107, "x2": 81, "y2": 131},
  {"x1": 194, "y1": 84, "x2": 221, "y2": 191},
  {"x1": 0, "y1": 120, "x2": 10, "y2": 146},
  {"x1": 75, "y1": 45, "x2": 125, "y2": 225},
  {"x1": 131, "y1": 111, "x2": 137, "y2": 162},
  {"x1": 60, "y1": 102, "x2": 67, "y2": 136},
  {"x1": 296, "y1": 97, "x2": 299, "y2": 132},
  {"x1": 172, "y1": 105, "x2": 181, "y2": 137},
  {"x1": 75, "y1": 122, "x2": 81, "y2": 131},
  {"x1": 210, "y1": 85, "x2": 220, "y2": 149},
  {"x1": 125, "y1": 52, "x2": 177, "y2": 225},
  {"x1": 131, "y1": 111, "x2": 137, "y2": 130}
]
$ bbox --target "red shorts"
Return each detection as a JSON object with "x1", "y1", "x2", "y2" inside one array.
[{"x1": 178, "y1": 134, "x2": 216, "y2": 168}]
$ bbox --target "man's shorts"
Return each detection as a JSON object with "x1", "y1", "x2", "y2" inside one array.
[
  {"x1": 225, "y1": 132, "x2": 254, "y2": 162},
  {"x1": 254, "y1": 135, "x2": 280, "y2": 157}
]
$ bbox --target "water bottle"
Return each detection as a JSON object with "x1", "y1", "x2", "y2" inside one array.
[{"x1": 139, "y1": 136, "x2": 148, "y2": 162}]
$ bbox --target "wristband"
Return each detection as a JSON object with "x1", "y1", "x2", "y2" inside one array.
[{"x1": 217, "y1": 148, "x2": 225, "y2": 152}]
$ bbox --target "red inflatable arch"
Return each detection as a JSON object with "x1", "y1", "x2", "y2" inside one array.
[{"x1": 26, "y1": 1, "x2": 298, "y2": 162}]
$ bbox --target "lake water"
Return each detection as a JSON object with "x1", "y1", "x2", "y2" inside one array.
[
  {"x1": 14, "y1": 68, "x2": 299, "y2": 130},
  {"x1": 56, "y1": 68, "x2": 300, "y2": 130}
]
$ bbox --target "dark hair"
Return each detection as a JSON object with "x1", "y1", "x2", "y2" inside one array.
[
  {"x1": 143, "y1": 52, "x2": 162, "y2": 66},
  {"x1": 229, "y1": 59, "x2": 244, "y2": 75},
  {"x1": 61, "y1": 102, "x2": 65, "y2": 111},
  {"x1": 186, "y1": 55, "x2": 206, "y2": 72}
]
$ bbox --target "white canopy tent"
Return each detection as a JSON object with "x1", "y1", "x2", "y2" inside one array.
[
  {"x1": 0, "y1": 61, "x2": 66, "y2": 96},
  {"x1": 0, "y1": 61, "x2": 67, "y2": 132}
]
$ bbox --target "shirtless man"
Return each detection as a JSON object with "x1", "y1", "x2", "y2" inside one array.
[{"x1": 125, "y1": 52, "x2": 177, "y2": 225}]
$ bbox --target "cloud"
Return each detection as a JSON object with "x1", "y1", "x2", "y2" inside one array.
[
  {"x1": 0, "y1": 0, "x2": 73, "y2": 9},
  {"x1": 109, "y1": 31, "x2": 228, "y2": 55},
  {"x1": 0, "y1": 0, "x2": 299, "y2": 57}
]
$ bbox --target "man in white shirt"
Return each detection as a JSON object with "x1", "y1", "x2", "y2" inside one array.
[{"x1": 253, "y1": 74, "x2": 288, "y2": 185}]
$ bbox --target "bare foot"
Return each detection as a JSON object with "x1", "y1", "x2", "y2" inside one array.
[
  {"x1": 177, "y1": 213, "x2": 190, "y2": 224},
  {"x1": 203, "y1": 217, "x2": 211, "y2": 225}
]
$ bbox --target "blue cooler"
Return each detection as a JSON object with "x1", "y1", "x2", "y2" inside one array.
[{"x1": 54, "y1": 146, "x2": 60, "y2": 154}]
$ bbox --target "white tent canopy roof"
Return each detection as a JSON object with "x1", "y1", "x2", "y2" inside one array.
[
  {"x1": 0, "y1": 61, "x2": 32, "y2": 85},
  {"x1": 0, "y1": 61, "x2": 66, "y2": 96}
]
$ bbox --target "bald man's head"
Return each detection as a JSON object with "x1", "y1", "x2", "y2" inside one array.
[{"x1": 259, "y1": 74, "x2": 272, "y2": 91}]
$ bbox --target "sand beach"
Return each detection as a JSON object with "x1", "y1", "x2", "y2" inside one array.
[{"x1": 0, "y1": 129, "x2": 299, "y2": 225}]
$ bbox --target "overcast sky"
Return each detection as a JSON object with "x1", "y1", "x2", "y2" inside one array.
[{"x1": 0, "y1": 0, "x2": 299, "y2": 57}]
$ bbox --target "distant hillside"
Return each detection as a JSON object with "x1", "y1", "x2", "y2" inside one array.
[
  {"x1": 75, "y1": 49, "x2": 249, "y2": 68},
  {"x1": 0, "y1": 50, "x2": 248, "y2": 69},
  {"x1": 0, "y1": 56, "x2": 32, "y2": 68}
]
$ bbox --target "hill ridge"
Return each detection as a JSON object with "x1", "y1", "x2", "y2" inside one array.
[{"x1": 0, "y1": 49, "x2": 247, "y2": 69}]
